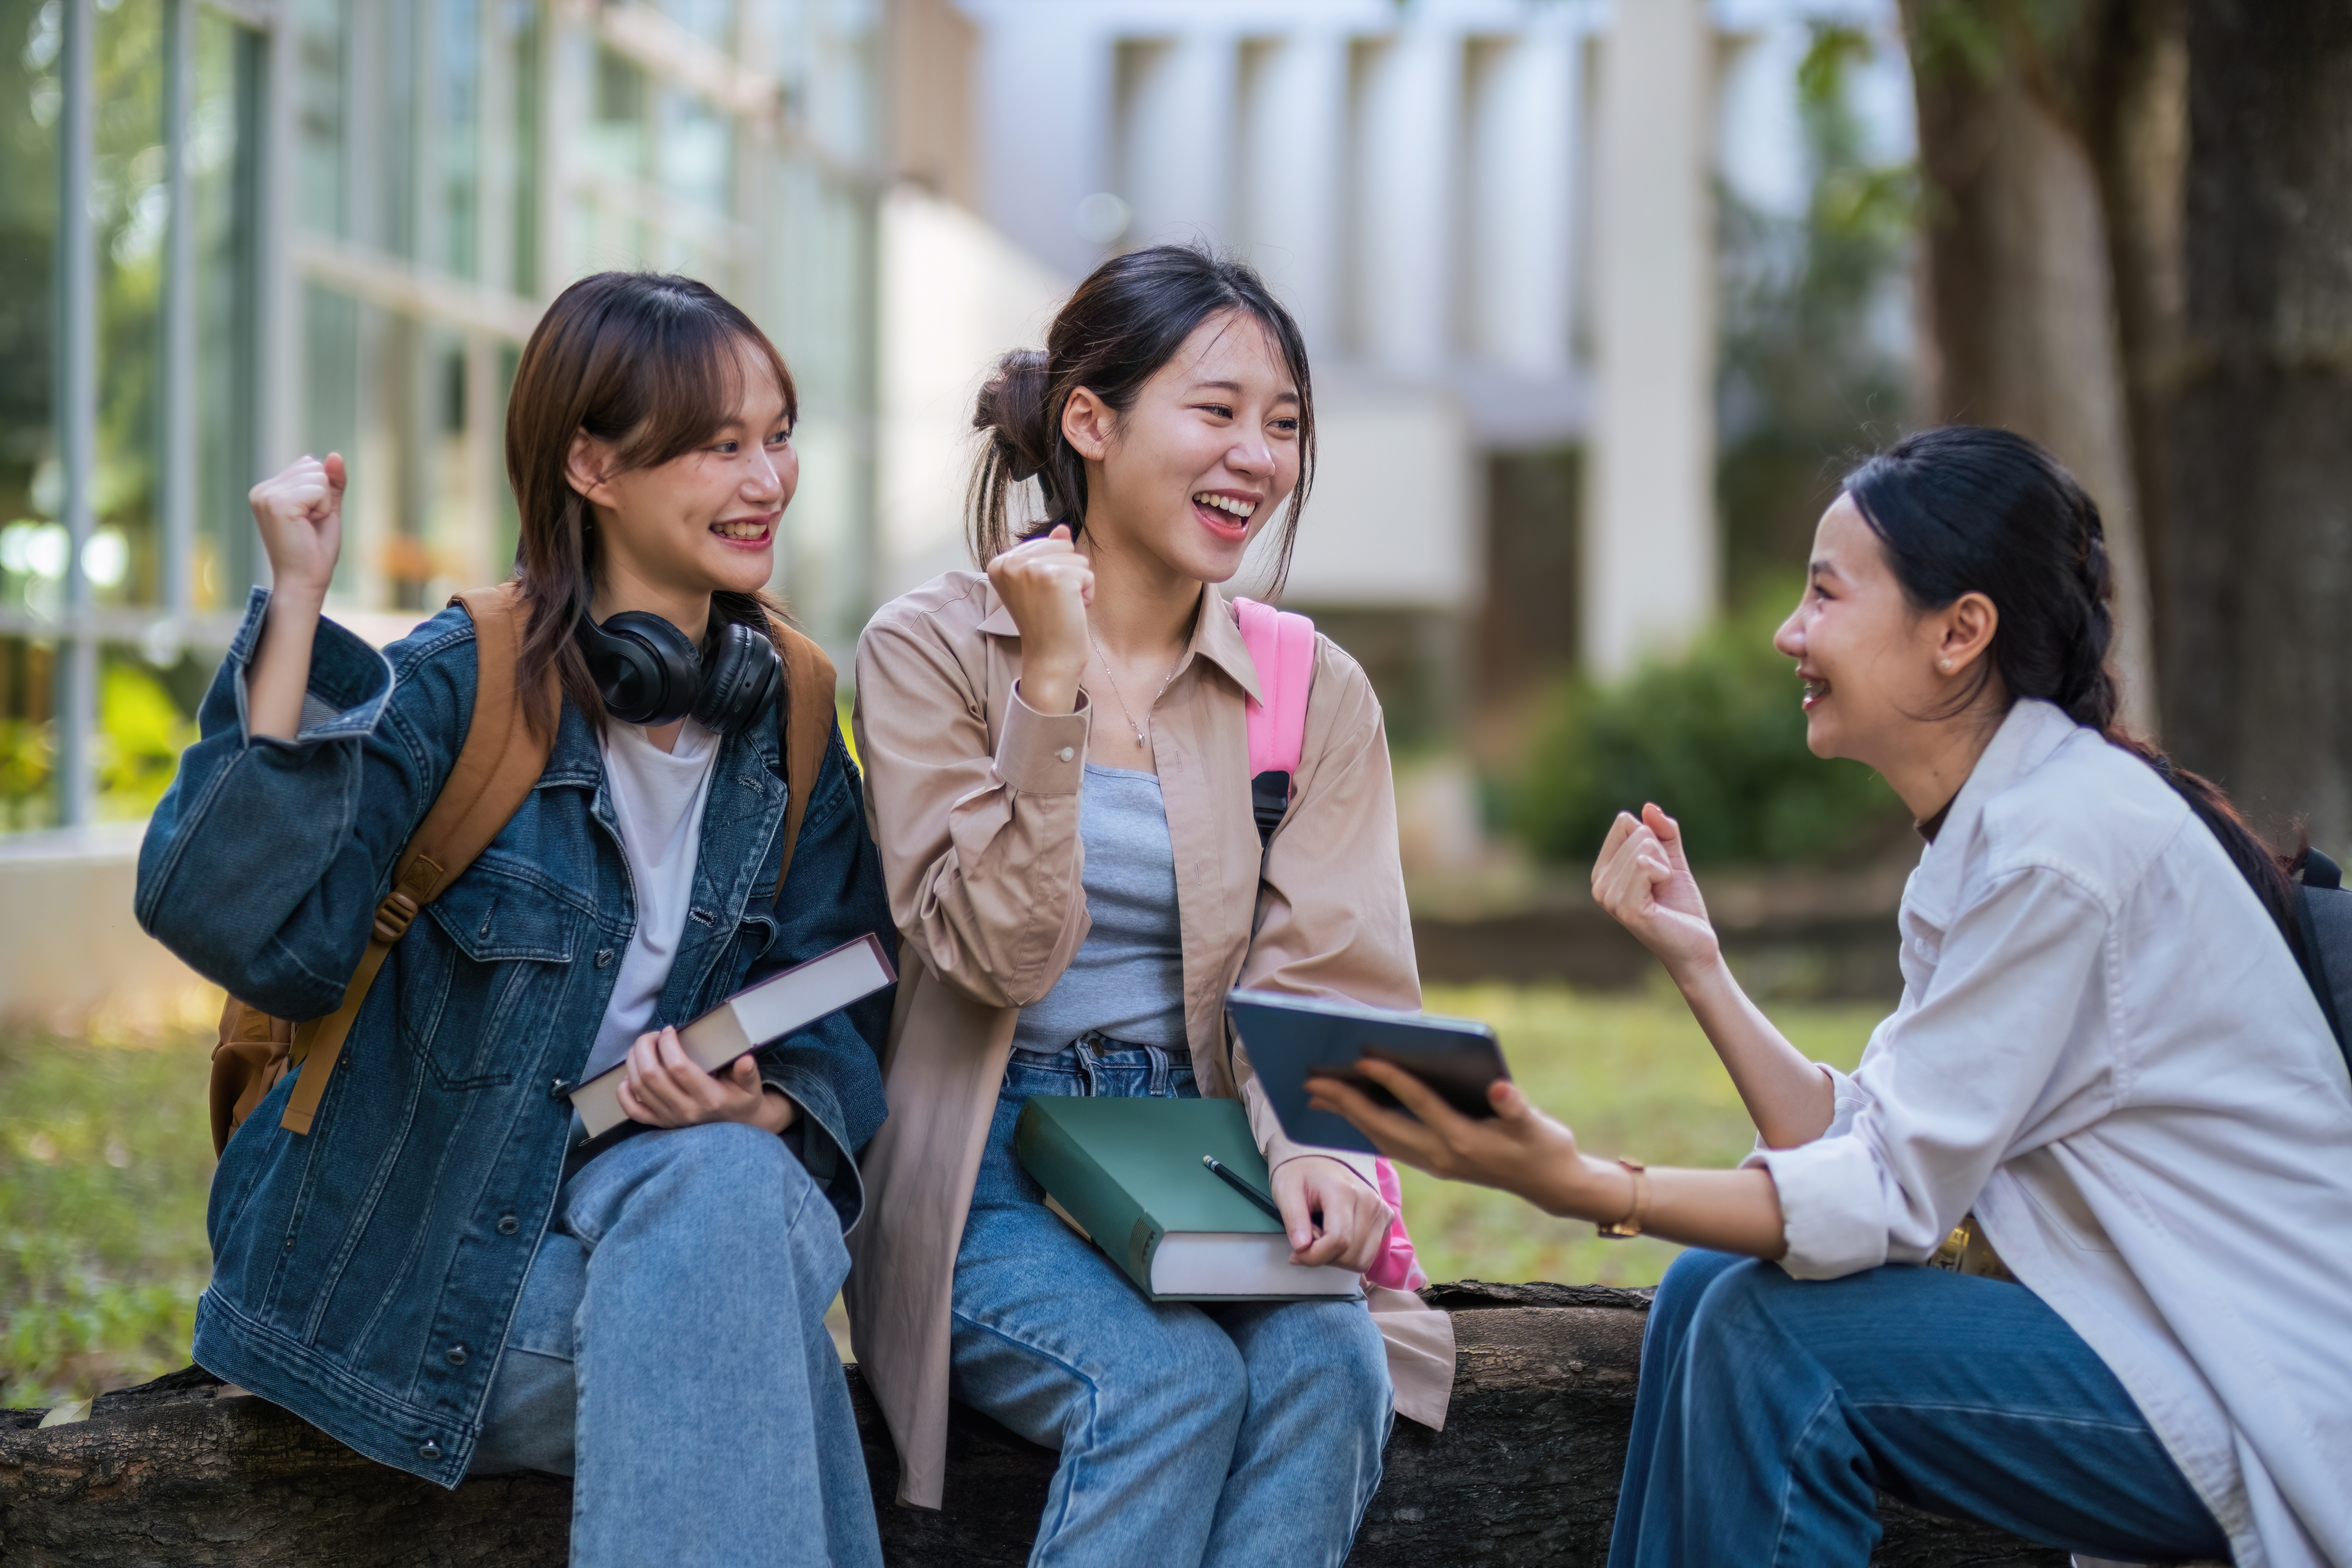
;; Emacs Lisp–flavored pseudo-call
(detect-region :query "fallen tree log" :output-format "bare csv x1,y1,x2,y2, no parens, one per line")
1,1283,2062,1566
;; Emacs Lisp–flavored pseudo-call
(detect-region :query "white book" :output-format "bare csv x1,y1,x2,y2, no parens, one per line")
568,934,896,1140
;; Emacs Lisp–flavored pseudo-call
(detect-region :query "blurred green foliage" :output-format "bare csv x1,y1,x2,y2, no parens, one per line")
0,655,194,830
1511,590,1905,867
0,1027,214,1408
95,658,195,815
1718,20,1916,593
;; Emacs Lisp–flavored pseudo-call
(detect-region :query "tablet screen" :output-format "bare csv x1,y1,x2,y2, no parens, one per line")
1226,992,1510,1154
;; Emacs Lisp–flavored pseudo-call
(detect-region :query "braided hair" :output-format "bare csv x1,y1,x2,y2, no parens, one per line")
1843,426,2300,945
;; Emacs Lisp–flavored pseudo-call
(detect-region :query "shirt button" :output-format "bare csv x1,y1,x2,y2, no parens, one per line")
595,948,614,966
418,1441,442,1461
1056,747,1074,763
445,1345,468,1367
496,1214,519,1236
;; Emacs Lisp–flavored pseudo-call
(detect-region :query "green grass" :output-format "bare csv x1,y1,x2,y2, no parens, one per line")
0,1023,217,1408
0,986,1883,1404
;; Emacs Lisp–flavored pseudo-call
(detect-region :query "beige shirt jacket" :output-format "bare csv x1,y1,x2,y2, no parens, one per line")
846,569,1458,1509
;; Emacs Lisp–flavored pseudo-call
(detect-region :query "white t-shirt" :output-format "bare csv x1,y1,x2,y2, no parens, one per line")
581,718,723,1083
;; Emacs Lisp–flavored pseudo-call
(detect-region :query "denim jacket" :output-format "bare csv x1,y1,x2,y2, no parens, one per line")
136,589,893,1487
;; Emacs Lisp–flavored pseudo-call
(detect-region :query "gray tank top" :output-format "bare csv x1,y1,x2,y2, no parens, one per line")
1011,764,1188,1054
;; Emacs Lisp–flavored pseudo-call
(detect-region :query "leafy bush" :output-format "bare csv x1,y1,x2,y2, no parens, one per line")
1511,593,1905,867
0,655,195,830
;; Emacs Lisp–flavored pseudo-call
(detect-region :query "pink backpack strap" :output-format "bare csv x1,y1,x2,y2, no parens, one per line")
1233,597,1316,845
1233,595,1425,1294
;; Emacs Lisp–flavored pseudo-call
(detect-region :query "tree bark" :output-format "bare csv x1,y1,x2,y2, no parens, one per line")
1900,0,2161,730
1,1287,2064,1566
2147,0,2352,844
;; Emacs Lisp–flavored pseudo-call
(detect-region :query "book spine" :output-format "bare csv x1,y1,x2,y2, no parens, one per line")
1012,1104,1162,1298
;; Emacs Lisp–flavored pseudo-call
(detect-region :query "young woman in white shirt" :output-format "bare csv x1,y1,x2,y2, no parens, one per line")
1310,425,2352,1567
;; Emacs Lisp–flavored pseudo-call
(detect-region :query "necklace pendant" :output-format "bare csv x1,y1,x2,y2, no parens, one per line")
1132,726,1147,747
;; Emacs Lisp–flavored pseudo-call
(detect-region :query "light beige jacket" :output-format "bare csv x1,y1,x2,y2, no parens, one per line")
846,569,1456,1509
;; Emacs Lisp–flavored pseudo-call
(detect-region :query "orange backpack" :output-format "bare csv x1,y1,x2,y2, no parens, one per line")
208,584,838,1156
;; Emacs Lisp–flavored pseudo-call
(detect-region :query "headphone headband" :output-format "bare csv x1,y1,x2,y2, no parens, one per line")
574,603,781,733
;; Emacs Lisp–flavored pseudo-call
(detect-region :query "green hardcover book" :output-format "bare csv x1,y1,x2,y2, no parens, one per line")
1013,1096,1364,1303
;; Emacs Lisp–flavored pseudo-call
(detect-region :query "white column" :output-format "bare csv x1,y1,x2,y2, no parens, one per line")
1121,32,1234,248
972,2,1112,279
1584,0,1715,677
1354,23,1458,374
1467,23,1577,378
1238,29,1347,355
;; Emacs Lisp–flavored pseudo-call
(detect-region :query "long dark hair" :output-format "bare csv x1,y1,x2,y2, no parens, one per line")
505,271,797,733
1843,425,2301,943
967,244,1315,593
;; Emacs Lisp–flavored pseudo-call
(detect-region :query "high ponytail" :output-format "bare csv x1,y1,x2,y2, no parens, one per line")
965,244,1316,591
1844,426,2303,948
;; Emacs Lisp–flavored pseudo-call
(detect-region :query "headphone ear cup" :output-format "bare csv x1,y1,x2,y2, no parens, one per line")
691,620,783,734
578,610,700,726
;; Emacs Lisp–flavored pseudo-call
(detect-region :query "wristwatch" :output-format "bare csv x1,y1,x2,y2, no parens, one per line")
1596,1158,1649,1239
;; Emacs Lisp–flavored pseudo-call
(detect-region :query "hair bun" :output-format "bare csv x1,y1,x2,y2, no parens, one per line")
972,348,1053,484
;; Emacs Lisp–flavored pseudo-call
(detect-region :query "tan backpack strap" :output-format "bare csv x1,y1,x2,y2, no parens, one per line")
281,583,559,1135
770,620,838,902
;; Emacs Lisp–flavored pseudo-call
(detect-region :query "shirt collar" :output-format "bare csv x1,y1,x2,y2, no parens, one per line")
974,576,1266,706
1907,697,2082,925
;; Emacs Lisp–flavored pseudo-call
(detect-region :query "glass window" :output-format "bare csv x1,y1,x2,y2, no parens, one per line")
296,0,345,239
1,0,59,607
435,0,482,280
194,12,263,608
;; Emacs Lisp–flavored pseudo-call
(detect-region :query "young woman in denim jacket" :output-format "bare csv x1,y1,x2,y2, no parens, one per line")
137,273,894,1567
1315,426,2352,1567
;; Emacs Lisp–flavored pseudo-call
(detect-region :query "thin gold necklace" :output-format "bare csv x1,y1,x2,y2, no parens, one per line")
1087,626,1182,749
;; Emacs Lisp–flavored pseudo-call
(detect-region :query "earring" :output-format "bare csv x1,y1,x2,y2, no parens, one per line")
1937,658,1952,673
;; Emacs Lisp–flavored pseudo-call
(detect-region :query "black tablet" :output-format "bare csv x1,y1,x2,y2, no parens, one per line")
1225,991,1510,1155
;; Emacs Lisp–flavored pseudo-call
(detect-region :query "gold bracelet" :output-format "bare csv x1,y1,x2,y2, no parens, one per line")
1596,1158,1649,1239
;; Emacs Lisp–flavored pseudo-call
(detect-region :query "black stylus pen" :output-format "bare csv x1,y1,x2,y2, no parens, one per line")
1202,1154,1284,1220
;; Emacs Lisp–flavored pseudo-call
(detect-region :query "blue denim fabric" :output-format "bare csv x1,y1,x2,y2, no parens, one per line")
467,1122,881,1568
136,589,895,1487
1609,1249,2231,1567
951,1039,1392,1568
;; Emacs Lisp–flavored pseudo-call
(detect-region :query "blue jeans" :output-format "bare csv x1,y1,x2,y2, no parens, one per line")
470,1122,882,1568
1609,1248,2231,1567
951,1038,1393,1568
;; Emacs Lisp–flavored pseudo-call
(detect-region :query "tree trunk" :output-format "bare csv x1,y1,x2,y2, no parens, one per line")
1900,0,2161,730
2147,0,2352,844
1,1286,2064,1566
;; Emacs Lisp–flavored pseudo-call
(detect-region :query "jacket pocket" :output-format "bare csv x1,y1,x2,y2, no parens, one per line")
401,866,579,1090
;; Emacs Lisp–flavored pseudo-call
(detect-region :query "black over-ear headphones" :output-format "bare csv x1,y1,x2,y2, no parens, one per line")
575,606,782,732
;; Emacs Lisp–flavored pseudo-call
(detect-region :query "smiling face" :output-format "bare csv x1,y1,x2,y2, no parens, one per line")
570,335,797,617
1069,309,1302,585
1773,493,1958,769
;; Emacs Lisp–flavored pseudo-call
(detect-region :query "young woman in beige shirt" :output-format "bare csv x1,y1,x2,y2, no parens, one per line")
846,245,1454,1564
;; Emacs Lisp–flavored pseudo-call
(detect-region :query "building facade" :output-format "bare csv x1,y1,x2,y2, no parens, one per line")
0,0,886,827
929,0,1721,742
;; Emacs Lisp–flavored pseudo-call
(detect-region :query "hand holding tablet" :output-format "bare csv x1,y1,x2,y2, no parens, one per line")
1223,991,1513,1154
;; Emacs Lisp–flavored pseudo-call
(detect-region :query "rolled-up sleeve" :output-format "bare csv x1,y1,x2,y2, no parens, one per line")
136,589,457,1020
1747,866,2112,1279
853,603,1094,1011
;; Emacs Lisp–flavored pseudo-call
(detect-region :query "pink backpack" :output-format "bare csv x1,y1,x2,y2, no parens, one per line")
1232,597,1428,1294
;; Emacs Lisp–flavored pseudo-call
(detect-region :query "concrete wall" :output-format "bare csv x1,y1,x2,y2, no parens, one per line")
0,823,214,1030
